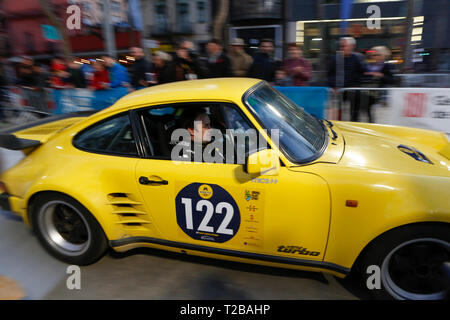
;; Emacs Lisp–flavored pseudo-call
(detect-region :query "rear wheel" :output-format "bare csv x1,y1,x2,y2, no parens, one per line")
361,224,450,300
31,193,108,265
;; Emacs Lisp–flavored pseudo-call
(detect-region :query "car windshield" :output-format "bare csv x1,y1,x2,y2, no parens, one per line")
245,83,327,163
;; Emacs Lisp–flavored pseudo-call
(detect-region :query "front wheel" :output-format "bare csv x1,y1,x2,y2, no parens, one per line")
360,224,450,300
31,193,108,265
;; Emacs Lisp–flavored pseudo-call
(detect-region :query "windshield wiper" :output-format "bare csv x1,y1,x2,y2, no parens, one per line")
322,119,338,140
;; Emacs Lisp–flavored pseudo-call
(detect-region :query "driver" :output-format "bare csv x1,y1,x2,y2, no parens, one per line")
175,107,224,163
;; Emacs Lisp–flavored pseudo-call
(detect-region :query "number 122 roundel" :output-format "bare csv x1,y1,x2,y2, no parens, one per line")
175,183,241,243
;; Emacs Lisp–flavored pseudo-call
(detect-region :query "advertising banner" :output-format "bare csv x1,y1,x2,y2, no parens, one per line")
275,86,329,119
386,88,450,134
51,87,130,114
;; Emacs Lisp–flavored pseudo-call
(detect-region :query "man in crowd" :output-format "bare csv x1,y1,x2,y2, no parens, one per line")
152,51,176,84
129,46,152,89
327,37,366,121
282,44,312,86
174,43,201,81
66,58,87,88
17,56,47,111
228,38,253,77
200,39,232,78
179,40,202,71
101,55,130,88
248,39,280,83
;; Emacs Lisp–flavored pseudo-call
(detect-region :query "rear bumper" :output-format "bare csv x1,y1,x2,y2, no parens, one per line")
0,193,25,222
0,192,11,211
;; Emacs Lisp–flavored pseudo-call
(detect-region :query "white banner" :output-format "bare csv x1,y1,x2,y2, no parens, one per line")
386,88,450,134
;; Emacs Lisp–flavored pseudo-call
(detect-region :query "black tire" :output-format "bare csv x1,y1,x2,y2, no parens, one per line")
360,223,450,300
30,193,108,265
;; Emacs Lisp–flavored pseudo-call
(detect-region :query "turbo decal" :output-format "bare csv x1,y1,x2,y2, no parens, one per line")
277,246,320,257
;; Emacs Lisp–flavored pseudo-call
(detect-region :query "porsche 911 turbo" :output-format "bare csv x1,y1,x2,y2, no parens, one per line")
0,78,449,300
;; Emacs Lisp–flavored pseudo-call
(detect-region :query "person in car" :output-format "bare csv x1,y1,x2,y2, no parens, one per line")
172,107,224,163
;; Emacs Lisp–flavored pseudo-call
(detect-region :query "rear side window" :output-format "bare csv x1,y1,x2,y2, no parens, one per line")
74,113,138,156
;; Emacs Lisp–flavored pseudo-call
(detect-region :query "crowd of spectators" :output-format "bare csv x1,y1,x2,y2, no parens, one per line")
0,37,395,122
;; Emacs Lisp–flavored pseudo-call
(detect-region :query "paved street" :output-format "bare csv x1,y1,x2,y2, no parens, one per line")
0,206,369,300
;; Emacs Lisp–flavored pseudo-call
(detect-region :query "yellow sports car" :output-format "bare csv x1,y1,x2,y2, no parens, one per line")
0,78,449,300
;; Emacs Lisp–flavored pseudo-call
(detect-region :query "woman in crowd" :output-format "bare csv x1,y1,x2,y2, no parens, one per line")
152,51,176,85
362,46,395,123
175,44,201,81
50,58,71,89
89,60,110,90
364,46,394,87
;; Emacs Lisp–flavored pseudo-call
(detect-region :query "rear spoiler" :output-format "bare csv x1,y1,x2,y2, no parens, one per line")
0,111,97,151
0,111,96,135
0,134,41,150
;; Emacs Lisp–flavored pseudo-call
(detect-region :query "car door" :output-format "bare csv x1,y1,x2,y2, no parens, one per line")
133,102,331,262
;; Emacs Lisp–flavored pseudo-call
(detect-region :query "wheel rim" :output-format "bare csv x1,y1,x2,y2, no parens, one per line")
381,238,450,300
38,201,91,256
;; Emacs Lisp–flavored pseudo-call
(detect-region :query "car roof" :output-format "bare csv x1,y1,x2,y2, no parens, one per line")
106,78,263,113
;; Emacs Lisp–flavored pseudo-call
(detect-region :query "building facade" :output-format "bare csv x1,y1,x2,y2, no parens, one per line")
285,0,450,72
71,0,129,27
228,0,284,60
140,0,212,53
1,0,142,59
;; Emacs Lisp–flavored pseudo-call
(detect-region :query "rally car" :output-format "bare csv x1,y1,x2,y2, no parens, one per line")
0,78,449,300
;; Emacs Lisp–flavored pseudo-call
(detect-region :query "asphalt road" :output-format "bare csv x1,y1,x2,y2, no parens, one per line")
0,206,371,300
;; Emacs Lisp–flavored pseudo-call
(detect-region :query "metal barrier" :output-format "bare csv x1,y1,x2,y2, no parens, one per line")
0,86,51,129
2,85,449,135
0,106,50,127
336,87,390,123
395,74,450,88
336,87,450,134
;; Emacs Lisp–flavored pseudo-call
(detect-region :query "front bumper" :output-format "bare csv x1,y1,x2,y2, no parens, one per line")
0,192,11,211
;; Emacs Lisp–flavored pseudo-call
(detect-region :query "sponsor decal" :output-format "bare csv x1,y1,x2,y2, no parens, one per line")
251,178,278,184
176,183,240,243
198,184,213,199
245,190,260,201
277,245,320,257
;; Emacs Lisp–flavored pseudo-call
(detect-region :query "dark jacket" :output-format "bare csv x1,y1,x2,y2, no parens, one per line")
327,52,366,88
156,61,177,84
175,56,200,81
248,52,280,83
17,66,38,87
67,68,87,88
131,57,152,88
199,52,232,78
363,62,395,87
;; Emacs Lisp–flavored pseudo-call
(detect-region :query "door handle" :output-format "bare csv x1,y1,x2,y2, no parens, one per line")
139,176,168,185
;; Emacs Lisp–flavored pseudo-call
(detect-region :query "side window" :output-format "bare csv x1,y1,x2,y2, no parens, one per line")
139,103,260,164
74,113,138,156
221,105,261,158
139,106,178,159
